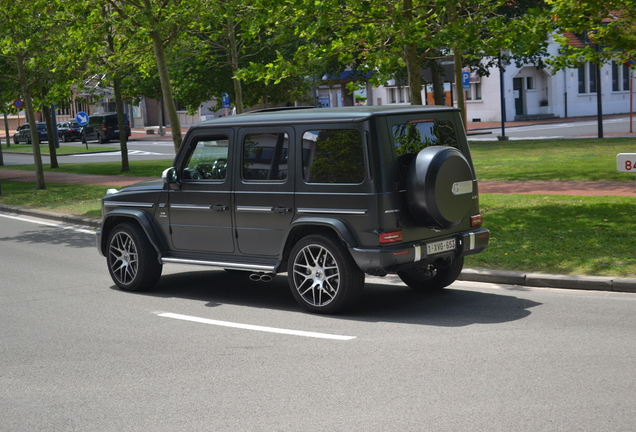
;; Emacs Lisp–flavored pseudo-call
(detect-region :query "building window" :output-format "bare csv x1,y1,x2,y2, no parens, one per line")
387,86,409,104
612,61,631,92
578,63,599,94
465,83,482,101
526,77,535,90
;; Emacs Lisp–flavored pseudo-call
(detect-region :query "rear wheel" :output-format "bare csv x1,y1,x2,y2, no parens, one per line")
288,234,364,314
398,257,464,292
107,222,162,292
97,133,106,144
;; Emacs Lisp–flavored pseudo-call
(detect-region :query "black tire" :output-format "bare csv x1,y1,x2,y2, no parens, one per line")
61,134,68,143
26,135,32,145
406,146,474,229
13,136,19,144
81,135,87,144
398,256,464,292
107,222,162,292
97,133,106,144
288,234,364,314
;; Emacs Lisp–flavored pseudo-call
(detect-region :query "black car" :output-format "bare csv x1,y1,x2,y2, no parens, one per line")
57,121,82,142
13,123,48,144
97,106,489,314
81,112,131,143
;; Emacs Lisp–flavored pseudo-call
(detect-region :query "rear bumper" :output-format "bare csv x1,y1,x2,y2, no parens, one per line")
349,227,490,275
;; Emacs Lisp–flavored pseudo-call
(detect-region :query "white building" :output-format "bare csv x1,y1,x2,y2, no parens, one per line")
359,36,634,123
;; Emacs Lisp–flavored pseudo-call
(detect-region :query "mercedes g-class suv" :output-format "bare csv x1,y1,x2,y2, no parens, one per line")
97,106,489,313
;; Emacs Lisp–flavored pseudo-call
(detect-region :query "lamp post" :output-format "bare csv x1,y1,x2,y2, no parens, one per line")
498,51,510,141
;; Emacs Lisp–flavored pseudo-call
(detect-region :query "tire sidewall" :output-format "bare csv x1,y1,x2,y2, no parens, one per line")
287,234,364,314
107,222,161,292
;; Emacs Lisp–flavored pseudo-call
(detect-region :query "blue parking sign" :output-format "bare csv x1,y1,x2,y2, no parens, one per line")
462,71,470,91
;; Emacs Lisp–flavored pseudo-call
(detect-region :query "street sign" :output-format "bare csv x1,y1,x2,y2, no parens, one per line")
13,99,22,108
462,71,470,91
616,153,636,172
76,111,89,126
222,92,231,108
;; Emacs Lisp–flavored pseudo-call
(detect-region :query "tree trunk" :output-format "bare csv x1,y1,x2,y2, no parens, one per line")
431,58,447,106
42,105,59,169
16,53,45,190
113,77,130,172
227,17,244,114
454,49,467,132
150,30,182,152
402,0,422,105
107,29,130,172
3,112,9,148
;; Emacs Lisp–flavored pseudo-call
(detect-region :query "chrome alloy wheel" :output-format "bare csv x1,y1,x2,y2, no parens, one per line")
292,244,340,307
108,231,139,286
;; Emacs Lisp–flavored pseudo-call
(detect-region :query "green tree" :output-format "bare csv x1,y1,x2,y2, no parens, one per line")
0,0,61,189
104,0,202,152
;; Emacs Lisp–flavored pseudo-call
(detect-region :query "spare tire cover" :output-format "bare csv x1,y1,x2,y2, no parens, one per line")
406,146,474,229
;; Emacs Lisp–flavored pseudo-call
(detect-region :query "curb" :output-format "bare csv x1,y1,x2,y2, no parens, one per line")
0,204,101,229
2,204,636,294
458,268,636,294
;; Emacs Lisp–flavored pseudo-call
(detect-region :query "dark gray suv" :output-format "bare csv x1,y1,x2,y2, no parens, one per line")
97,106,489,313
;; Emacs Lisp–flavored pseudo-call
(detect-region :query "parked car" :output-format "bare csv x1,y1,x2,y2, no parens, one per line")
13,122,48,144
57,121,82,142
96,106,490,314
81,112,131,143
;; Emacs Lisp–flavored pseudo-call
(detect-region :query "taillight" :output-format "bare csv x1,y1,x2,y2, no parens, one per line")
470,214,483,227
103,125,108,131
379,231,403,244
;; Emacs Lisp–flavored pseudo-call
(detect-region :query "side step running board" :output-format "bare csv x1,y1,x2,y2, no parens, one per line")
161,257,277,273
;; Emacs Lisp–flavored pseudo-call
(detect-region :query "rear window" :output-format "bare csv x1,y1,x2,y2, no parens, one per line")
392,119,458,155
302,129,365,184
36,125,47,131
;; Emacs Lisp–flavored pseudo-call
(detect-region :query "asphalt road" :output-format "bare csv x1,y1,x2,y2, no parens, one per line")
469,116,634,140
1,139,177,166
2,211,636,431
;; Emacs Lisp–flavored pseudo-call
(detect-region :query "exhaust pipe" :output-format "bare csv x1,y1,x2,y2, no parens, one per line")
249,273,273,282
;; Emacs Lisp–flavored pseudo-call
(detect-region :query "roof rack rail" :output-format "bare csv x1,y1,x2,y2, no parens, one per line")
248,106,315,113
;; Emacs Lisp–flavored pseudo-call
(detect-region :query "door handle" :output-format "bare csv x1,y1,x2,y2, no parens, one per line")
212,205,229,212
275,206,291,214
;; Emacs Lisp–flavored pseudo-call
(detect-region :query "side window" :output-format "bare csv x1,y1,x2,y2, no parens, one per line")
182,137,229,180
392,119,458,156
242,132,288,181
302,129,365,184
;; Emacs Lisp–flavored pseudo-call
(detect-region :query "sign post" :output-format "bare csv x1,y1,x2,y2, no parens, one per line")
616,153,636,198
13,99,22,127
222,92,230,116
76,111,89,149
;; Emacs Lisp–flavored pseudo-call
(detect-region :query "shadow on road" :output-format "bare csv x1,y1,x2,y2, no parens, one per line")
124,269,541,327
0,227,96,249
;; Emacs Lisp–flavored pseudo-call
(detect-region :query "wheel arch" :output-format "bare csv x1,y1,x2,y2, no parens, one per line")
278,217,359,270
99,209,165,257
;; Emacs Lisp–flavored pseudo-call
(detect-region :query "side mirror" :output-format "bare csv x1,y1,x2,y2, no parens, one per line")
162,167,180,190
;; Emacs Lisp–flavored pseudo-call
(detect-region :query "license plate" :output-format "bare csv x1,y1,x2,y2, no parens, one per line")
427,238,456,255
114,130,119,133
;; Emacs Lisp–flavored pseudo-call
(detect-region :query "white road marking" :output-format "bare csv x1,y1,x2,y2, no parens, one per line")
0,212,96,234
71,150,167,157
156,312,357,340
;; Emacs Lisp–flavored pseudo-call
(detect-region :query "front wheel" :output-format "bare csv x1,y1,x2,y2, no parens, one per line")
398,256,464,292
107,222,162,292
288,234,364,314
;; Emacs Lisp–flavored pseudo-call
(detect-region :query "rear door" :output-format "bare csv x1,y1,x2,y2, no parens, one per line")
233,127,294,257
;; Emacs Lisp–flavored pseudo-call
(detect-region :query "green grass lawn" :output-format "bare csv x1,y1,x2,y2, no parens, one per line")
1,137,636,277
469,137,636,182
